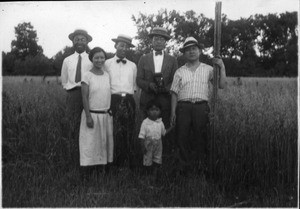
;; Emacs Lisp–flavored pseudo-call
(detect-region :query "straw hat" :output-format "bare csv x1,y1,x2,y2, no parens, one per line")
179,37,204,53
68,29,92,42
112,34,135,47
148,27,171,41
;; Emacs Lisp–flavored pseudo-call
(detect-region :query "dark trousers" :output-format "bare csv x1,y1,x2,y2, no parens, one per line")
175,101,210,172
110,94,136,169
64,87,83,168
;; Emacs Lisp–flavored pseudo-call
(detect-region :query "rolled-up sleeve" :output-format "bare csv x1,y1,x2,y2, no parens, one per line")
170,71,181,95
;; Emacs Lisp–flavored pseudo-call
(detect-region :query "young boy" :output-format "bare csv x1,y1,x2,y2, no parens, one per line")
138,99,173,182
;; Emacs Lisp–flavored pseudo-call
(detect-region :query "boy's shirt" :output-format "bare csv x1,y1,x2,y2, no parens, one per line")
138,118,166,140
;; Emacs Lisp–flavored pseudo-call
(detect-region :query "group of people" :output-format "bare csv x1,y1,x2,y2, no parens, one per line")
61,27,226,182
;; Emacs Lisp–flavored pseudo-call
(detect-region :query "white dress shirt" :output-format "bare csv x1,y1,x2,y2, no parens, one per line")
153,50,164,73
104,55,137,94
61,51,93,90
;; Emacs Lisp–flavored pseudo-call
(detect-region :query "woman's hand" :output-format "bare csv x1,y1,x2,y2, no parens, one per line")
86,115,94,128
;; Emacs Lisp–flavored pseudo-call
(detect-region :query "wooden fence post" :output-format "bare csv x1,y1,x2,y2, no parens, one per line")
210,1,222,179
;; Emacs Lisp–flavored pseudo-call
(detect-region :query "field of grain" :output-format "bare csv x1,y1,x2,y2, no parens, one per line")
1,76,298,207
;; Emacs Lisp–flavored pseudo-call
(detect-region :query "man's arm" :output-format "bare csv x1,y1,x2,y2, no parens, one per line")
136,56,149,90
165,56,178,92
170,69,181,126
132,64,138,94
170,91,178,127
212,57,227,89
136,55,157,93
219,63,226,89
61,60,68,89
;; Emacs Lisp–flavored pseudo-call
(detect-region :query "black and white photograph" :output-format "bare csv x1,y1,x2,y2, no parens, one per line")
0,0,298,207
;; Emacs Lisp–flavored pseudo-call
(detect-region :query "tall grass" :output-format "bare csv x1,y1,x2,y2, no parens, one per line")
1,76,298,207
214,78,297,190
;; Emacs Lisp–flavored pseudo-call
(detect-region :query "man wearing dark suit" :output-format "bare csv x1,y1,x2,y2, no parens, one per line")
137,27,178,154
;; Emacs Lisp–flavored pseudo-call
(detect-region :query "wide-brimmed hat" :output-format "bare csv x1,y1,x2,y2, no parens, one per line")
112,34,135,47
179,37,204,53
148,27,171,41
68,29,93,42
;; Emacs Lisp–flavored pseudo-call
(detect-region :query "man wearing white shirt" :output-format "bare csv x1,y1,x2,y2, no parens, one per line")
60,29,93,167
105,34,137,170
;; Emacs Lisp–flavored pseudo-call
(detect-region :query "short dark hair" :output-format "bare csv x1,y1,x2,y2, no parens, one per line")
88,47,107,62
146,99,162,111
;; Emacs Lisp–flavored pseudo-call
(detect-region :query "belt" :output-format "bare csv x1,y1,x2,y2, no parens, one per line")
90,109,112,116
112,93,133,98
67,86,81,92
178,100,207,105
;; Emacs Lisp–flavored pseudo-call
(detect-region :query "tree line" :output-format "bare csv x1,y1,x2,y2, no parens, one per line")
2,10,297,77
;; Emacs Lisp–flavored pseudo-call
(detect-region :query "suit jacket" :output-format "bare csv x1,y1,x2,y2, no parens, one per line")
137,52,178,108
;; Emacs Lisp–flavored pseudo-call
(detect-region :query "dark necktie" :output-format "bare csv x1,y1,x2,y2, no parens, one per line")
117,58,127,64
75,55,81,83
155,51,162,56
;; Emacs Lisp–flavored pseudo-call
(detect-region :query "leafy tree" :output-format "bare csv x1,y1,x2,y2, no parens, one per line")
132,9,215,56
2,52,16,75
218,16,259,60
2,22,55,75
11,22,43,60
13,54,53,75
132,9,174,54
132,9,297,77
254,12,297,71
173,11,214,49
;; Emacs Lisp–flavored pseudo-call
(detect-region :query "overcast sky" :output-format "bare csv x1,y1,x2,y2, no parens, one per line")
0,0,298,58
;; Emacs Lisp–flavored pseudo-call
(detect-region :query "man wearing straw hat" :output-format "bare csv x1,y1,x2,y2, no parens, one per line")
170,37,226,177
137,27,178,154
105,34,137,170
61,29,93,168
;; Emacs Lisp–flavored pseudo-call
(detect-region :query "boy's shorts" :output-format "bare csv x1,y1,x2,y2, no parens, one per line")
143,138,162,166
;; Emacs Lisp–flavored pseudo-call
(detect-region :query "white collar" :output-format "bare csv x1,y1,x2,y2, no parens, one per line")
114,55,127,61
74,51,87,56
146,117,162,124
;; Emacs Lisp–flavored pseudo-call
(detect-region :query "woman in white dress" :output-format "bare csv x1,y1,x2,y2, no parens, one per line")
79,47,113,180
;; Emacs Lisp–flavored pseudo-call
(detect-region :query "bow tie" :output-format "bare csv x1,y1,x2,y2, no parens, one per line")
117,58,127,64
155,51,162,56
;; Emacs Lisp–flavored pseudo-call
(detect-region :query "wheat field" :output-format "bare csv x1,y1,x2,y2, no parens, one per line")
1,76,298,207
